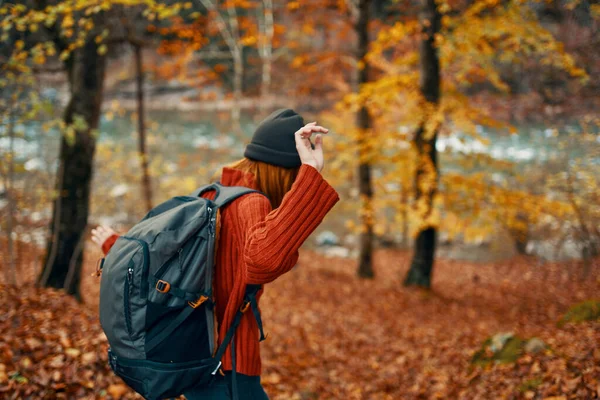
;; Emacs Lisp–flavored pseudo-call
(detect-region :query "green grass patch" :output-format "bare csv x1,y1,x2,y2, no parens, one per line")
518,377,542,392
558,300,600,327
471,335,525,366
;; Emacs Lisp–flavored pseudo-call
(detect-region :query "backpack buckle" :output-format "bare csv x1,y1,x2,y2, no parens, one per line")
240,301,251,313
155,280,171,293
188,295,209,309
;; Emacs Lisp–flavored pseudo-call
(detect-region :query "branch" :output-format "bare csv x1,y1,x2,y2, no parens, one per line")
345,0,360,25
273,46,289,60
258,0,274,59
194,0,239,55
226,0,240,44
196,50,233,59
32,65,64,74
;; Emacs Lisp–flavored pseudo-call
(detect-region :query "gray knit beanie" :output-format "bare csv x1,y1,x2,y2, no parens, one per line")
244,109,305,168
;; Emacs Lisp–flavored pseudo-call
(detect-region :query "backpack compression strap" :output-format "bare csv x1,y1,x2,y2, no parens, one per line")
212,284,265,400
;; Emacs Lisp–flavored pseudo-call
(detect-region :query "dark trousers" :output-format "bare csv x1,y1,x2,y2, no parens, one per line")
184,372,269,400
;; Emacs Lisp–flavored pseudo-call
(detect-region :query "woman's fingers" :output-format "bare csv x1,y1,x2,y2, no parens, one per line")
314,134,324,169
99,225,116,236
295,122,328,172
295,130,312,155
297,123,328,139
91,225,116,248
295,126,316,167
302,126,328,136
314,133,323,151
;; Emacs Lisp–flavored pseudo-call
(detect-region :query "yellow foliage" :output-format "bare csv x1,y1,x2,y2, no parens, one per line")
325,0,592,244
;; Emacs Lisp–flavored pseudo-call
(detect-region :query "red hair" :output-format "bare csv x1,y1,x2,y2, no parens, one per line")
225,158,299,209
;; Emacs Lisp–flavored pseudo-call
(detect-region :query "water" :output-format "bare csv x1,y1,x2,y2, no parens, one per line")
2,110,598,261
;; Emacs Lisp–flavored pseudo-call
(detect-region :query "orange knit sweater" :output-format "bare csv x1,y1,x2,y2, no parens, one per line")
102,164,339,376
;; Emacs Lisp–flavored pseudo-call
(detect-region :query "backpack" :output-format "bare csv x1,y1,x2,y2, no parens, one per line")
98,183,267,400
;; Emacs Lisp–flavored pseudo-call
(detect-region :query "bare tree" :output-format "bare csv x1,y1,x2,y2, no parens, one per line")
133,43,153,212
195,0,245,132
257,0,274,113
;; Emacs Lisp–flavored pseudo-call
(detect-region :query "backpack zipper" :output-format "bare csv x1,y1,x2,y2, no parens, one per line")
124,266,134,338
121,236,150,298
207,206,216,237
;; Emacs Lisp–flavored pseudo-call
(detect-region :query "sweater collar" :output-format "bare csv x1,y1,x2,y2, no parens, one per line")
219,167,260,190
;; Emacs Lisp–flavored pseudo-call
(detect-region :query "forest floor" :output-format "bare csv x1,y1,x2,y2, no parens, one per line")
1,245,599,400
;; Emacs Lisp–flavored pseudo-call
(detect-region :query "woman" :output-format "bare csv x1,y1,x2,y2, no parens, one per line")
92,109,339,399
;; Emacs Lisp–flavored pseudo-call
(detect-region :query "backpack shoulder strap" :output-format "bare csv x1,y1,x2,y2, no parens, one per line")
191,183,266,209
190,184,213,198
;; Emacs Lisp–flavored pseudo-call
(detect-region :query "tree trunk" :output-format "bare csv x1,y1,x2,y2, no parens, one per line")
400,187,409,248
260,0,274,113
566,170,596,277
404,0,441,289
38,39,107,299
134,44,153,212
356,0,374,278
232,49,243,133
509,214,529,255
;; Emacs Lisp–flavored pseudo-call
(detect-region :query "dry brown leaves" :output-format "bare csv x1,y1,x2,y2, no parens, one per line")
0,284,136,399
1,249,599,399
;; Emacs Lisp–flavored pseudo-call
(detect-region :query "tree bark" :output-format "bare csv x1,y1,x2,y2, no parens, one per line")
259,0,274,113
508,213,529,255
227,3,243,133
356,0,374,278
134,44,153,212
404,0,441,289
196,0,243,133
232,49,243,132
400,187,409,248
38,39,107,299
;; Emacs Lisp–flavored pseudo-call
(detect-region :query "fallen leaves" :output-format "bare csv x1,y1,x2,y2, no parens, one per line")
1,249,599,399
257,250,600,399
0,284,134,398
107,383,130,398
0,364,7,384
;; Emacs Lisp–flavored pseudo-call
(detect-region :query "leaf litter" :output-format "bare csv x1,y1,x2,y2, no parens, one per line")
1,249,598,399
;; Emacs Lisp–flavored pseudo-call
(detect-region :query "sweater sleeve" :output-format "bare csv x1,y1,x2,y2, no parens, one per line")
102,234,120,255
237,164,340,285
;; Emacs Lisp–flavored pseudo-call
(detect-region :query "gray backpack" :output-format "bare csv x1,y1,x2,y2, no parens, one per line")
98,183,266,400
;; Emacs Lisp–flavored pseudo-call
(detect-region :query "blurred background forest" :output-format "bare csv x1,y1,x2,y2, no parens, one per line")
0,0,599,399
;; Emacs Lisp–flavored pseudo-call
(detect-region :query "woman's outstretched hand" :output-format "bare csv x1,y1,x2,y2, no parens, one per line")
91,225,117,249
295,122,329,173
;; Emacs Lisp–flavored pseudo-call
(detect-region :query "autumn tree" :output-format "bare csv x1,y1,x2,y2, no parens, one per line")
336,0,590,288
355,0,376,278
403,0,441,287
37,11,108,298
191,0,250,131
284,0,383,276
1,0,183,297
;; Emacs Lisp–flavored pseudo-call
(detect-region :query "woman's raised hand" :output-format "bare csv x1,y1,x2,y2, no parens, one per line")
294,122,329,173
91,225,117,249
